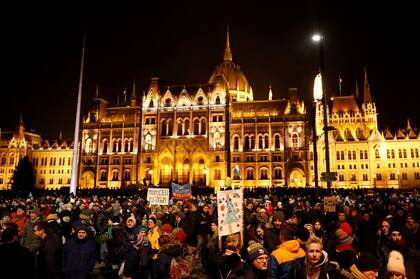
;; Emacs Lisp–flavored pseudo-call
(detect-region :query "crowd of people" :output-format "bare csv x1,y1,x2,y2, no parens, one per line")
0,187,420,279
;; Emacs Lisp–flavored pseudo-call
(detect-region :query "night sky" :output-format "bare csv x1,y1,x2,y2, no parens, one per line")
1,1,418,139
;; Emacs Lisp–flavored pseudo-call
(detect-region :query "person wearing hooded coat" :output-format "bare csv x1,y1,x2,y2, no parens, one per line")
62,224,97,279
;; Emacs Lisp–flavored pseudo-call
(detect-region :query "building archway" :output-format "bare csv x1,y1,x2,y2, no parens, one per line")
81,171,95,189
288,168,306,187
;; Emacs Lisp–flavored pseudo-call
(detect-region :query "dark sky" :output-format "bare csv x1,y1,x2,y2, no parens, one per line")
1,1,418,139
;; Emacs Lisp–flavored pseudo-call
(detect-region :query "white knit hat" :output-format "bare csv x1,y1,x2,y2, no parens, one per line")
387,250,405,277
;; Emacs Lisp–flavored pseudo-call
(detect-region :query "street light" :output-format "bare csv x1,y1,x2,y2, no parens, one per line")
312,33,332,189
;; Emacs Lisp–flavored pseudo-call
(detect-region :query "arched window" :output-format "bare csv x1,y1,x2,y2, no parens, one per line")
200,119,206,135
149,100,154,107
124,170,131,181
100,170,107,181
215,96,221,105
291,133,298,148
184,119,190,136
103,140,108,154
375,149,380,159
348,151,352,160
364,150,368,159
167,119,173,136
258,136,263,149
264,135,269,149
246,168,254,180
117,140,122,152
193,119,200,135
1,154,6,166
260,169,268,179
214,169,221,180
341,151,345,160
274,168,282,179
124,140,129,152
391,149,395,158
112,140,117,153
130,140,134,152
337,151,340,160
177,119,182,136
352,151,356,159
234,136,239,150
275,135,280,149
398,149,402,158
112,170,119,181
250,136,255,149
244,135,250,150
10,154,15,165
161,119,167,136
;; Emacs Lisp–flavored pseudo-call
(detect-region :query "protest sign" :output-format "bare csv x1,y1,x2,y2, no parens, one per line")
147,188,170,205
171,182,192,200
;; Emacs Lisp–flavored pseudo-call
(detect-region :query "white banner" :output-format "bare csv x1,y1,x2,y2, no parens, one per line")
217,188,244,236
147,188,170,205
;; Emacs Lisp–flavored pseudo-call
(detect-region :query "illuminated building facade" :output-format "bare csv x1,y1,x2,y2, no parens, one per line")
79,30,310,189
313,70,420,188
0,119,73,190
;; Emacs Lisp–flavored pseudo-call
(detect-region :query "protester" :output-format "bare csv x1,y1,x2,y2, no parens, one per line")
62,224,97,279
268,225,305,279
0,225,35,279
247,240,269,278
34,220,62,279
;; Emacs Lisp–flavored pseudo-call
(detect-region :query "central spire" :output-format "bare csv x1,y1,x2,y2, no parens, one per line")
223,25,232,63
364,66,372,103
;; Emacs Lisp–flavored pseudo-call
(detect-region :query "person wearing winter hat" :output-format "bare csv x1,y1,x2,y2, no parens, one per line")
335,228,356,252
247,240,268,278
160,223,173,236
265,210,285,253
63,223,97,279
172,227,187,243
387,250,406,279
353,253,379,278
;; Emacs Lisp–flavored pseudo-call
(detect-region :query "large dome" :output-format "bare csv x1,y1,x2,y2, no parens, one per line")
208,29,253,102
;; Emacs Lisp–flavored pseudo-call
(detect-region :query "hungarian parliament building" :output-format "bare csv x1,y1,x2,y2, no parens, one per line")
1,31,420,190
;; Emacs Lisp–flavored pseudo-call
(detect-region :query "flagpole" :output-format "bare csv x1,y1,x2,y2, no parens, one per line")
70,30,87,195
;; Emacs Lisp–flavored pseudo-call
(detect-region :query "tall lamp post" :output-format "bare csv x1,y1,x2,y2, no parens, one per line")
313,74,323,188
312,33,332,189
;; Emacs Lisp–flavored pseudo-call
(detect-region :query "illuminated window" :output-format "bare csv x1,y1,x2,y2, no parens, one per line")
214,169,221,180
291,133,299,148
246,169,254,180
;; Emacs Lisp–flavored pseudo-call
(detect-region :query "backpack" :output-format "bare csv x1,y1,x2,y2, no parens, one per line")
169,256,192,279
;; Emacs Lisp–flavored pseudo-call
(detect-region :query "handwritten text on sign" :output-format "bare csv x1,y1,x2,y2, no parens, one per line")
147,188,170,205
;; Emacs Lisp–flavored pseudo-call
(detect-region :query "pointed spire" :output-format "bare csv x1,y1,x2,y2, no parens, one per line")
338,76,342,96
131,80,136,100
407,118,412,130
223,25,233,63
130,81,137,107
95,84,99,98
59,130,63,140
355,80,359,99
364,66,372,103
19,112,24,127
268,84,273,100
